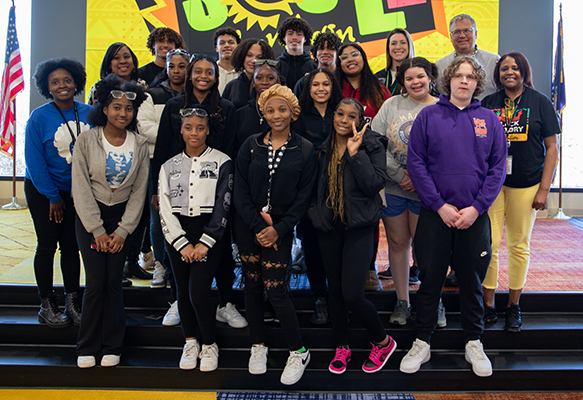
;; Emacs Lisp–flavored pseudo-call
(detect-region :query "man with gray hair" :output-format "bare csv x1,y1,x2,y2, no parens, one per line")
435,14,499,99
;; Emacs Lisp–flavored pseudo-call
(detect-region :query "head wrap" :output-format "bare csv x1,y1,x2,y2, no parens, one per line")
257,84,301,121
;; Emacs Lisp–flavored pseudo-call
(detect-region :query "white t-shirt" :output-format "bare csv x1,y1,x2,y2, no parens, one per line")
102,130,135,189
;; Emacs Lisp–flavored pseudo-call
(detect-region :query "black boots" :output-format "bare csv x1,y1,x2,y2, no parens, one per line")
64,291,82,326
38,293,70,328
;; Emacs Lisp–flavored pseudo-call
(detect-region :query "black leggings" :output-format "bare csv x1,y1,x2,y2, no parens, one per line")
233,212,303,351
165,214,222,345
24,178,80,298
318,220,386,346
76,201,135,357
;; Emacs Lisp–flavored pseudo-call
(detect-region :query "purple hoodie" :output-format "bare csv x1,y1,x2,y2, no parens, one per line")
407,94,507,214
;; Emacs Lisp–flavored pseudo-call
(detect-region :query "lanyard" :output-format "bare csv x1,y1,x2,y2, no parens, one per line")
262,132,291,214
51,102,80,144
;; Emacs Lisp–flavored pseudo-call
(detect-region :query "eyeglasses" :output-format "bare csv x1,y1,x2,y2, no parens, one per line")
339,51,361,61
167,49,190,58
181,108,209,118
109,90,137,100
190,53,217,63
254,59,278,67
451,28,475,38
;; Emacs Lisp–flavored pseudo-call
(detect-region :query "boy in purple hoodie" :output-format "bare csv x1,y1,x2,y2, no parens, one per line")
400,56,507,378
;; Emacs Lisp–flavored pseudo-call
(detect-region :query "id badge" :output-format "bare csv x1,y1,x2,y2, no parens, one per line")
506,155,513,175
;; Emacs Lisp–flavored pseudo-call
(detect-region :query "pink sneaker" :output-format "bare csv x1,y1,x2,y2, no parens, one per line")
328,346,351,374
362,336,397,373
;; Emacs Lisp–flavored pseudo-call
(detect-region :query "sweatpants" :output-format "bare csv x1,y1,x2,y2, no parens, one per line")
414,207,492,344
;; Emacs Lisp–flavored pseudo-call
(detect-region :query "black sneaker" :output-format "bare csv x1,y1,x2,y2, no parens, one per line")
505,304,522,333
444,270,458,287
378,269,392,279
310,297,329,325
484,306,498,325
409,265,421,285
123,261,153,280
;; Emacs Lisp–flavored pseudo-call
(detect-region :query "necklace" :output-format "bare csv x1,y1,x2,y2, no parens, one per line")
262,131,291,213
503,88,525,147
255,100,264,125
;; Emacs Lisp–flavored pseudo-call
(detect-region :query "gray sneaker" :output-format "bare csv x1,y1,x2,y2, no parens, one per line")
437,301,447,328
389,299,411,325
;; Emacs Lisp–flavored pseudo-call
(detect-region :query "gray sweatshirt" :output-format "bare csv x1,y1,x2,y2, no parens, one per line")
371,94,437,201
72,127,150,239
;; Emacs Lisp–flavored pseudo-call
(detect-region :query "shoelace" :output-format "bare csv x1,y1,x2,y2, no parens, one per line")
369,343,383,360
200,346,215,360
287,352,303,367
468,343,487,360
408,341,427,358
184,343,197,357
332,347,350,362
251,346,266,361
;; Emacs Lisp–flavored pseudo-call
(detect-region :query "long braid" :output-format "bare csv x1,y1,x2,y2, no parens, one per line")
326,132,345,223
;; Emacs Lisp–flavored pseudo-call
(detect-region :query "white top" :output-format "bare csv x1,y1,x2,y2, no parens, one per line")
102,130,135,189
218,64,240,95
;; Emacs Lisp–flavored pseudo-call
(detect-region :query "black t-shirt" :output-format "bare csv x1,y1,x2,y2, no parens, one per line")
482,87,560,188
137,62,165,86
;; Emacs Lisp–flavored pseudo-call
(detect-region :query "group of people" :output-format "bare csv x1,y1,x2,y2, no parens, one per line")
24,12,560,386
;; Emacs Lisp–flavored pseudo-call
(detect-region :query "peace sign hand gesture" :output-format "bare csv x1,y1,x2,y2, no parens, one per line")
347,121,368,157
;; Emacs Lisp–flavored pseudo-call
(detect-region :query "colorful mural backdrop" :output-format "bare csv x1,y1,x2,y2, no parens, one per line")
86,0,499,92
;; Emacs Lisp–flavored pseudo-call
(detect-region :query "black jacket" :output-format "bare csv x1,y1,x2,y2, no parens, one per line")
293,104,334,149
147,80,180,104
235,98,270,155
308,128,388,232
223,73,254,110
151,92,236,186
277,51,317,91
234,129,317,239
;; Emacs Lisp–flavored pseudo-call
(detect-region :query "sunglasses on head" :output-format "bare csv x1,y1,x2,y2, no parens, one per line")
181,108,209,118
190,53,217,63
254,59,278,67
167,49,190,58
109,90,137,101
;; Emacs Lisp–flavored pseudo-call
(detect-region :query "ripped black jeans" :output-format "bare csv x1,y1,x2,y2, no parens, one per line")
233,212,304,351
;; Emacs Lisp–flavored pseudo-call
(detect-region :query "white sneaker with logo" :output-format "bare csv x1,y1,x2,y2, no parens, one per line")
199,343,219,372
150,261,166,289
162,301,180,326
139,250,154,271
248,344,268,375
179,339,200,370
400,338,431,374
280,349,310,385
216,302,248,328
465,339,492,377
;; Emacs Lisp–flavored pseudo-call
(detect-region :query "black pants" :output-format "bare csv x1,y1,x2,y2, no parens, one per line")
299,215,328,300
166,214,222,345
414,207,492,344
127,195,151,263
214,220,236,307
233,212,303,351
24,178,80,298
76,201,135,357
318,220,386,346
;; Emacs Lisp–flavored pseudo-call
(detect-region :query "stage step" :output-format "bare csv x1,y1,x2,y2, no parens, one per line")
1,284,583,392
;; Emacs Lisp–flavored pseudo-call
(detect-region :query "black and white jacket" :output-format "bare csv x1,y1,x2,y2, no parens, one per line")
159,147,233,251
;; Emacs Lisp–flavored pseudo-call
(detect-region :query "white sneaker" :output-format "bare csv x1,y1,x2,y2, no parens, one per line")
400,338,431,374
280,349,310,385
248,344,268,375
216,302,248,328
199,343,219,372
150,261,166,289
162,301,180,326
179,339,200,370
77,355,95,368
437,301,447,328
101,354,120,367
139,250,154,271
465,339,492,377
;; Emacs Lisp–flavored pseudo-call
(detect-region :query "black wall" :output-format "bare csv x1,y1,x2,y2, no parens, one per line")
29,0,555,110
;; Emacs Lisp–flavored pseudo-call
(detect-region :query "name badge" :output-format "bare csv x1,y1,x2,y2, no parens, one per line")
506,155,513,175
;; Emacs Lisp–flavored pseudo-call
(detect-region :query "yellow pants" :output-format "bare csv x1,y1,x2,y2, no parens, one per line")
483,184,539,290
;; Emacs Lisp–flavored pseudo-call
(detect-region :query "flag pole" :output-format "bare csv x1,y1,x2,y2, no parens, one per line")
2,2,25,210
2,99,25,210
551,3,569,220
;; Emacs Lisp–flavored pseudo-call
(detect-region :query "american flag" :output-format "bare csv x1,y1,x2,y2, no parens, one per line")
0,6,25,158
